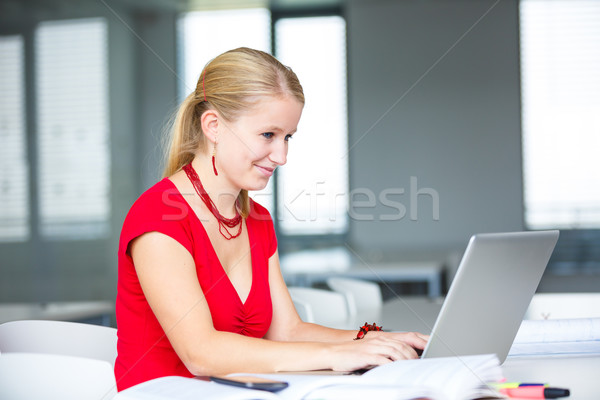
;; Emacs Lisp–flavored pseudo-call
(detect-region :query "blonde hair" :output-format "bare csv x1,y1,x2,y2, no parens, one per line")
162,47,304,217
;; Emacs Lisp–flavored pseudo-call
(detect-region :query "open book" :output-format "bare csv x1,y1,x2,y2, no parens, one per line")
114,354,503,400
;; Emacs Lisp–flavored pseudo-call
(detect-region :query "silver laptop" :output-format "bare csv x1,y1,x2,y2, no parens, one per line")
421,230,559,363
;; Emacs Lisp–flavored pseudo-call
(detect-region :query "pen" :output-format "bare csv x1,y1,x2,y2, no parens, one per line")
500,386,570,399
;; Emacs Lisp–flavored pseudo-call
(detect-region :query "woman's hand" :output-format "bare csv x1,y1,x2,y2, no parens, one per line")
375,331,430,353
327,331,429,372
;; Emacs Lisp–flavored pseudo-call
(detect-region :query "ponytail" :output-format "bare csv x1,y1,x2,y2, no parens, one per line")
162,93,206,178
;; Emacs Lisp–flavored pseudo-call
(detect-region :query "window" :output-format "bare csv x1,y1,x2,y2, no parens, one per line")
177,8,273,212
177,8,271,98
178,9,349,238
520,0,600,229
274,15,348,235
0,35,29,242
35,18,110,239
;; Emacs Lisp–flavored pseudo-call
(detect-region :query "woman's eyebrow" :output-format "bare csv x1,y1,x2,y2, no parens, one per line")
261,126,297,135
260,125,282,132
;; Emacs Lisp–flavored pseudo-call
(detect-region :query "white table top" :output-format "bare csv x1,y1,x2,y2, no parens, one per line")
502,354,599,400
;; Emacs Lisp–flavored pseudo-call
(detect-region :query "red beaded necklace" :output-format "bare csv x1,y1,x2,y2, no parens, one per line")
183,163,243,240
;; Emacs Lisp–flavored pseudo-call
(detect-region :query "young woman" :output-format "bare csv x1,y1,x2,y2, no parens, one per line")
114,47,428,391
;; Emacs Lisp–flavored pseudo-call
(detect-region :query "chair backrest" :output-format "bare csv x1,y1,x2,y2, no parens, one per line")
288,287,350,328
0,320,118,366
291,299,315,323
0,352,116,400
326,277,383,317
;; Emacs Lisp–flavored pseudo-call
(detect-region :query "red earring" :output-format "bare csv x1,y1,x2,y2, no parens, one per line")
212,142,218,176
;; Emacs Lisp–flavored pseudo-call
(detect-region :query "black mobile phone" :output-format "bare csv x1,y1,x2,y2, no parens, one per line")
210,375,289,392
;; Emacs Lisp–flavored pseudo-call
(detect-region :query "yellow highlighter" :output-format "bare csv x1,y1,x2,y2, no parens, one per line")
492,382,548,389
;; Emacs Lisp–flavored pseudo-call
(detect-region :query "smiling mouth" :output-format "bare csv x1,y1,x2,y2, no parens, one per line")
255,165,275,177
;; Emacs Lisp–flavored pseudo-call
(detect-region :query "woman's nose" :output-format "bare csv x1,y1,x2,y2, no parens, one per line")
269,141,288,166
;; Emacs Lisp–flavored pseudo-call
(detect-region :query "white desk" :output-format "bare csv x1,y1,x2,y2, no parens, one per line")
502,355,598,400
0,301,114,326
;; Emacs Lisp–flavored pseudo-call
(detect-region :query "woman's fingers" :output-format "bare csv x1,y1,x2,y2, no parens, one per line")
389,331,429,350
362,335,419,360
330,331,429,371
380,343,418,361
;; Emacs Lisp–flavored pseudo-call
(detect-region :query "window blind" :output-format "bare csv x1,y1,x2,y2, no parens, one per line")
520,0,600,229
0,35,29,242
35,18,110,239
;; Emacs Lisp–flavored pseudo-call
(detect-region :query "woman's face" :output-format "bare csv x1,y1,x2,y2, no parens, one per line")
216,95,304,191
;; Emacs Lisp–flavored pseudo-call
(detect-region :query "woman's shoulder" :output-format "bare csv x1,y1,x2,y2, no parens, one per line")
134,177,179,203
118,177,195,261
125,178,188,222
140,177,177,196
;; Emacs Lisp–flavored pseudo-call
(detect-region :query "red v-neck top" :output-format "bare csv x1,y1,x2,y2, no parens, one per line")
114,178,277,391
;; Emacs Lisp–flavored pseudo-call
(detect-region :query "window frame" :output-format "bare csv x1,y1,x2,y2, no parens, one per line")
35,17,111,240
0,17,111,244
0,24,39,246
518,0,600,274
519,0,600,231
0,33,30,242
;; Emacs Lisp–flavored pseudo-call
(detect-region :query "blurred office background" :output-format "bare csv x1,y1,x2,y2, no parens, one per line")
0,0,599,312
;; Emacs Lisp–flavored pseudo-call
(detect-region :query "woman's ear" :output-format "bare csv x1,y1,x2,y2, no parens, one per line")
200,109,219,144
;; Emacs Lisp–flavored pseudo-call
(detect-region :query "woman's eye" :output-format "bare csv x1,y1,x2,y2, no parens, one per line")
285,134,293,142
262,132,274,139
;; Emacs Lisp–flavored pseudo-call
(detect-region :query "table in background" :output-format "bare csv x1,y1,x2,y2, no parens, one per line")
280,247,444,298
0,301,114,326
285,262,444,298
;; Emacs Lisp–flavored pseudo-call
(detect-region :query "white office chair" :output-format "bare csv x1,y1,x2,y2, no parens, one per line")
0,352,116,400
0,319,118,366
288,287,350,328
291,298,314,323
326,277,383,317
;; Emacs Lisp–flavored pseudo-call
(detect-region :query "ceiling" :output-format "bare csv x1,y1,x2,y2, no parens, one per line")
0,0,345,19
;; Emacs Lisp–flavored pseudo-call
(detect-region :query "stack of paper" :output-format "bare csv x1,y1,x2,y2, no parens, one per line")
509,318,600,356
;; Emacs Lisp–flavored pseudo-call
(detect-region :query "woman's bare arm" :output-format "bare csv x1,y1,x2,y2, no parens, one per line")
131,232,427,376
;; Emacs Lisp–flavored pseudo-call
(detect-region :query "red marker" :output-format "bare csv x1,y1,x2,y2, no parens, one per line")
500,386,570,399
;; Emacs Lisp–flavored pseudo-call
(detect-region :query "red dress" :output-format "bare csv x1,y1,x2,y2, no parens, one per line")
114,178,276,391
